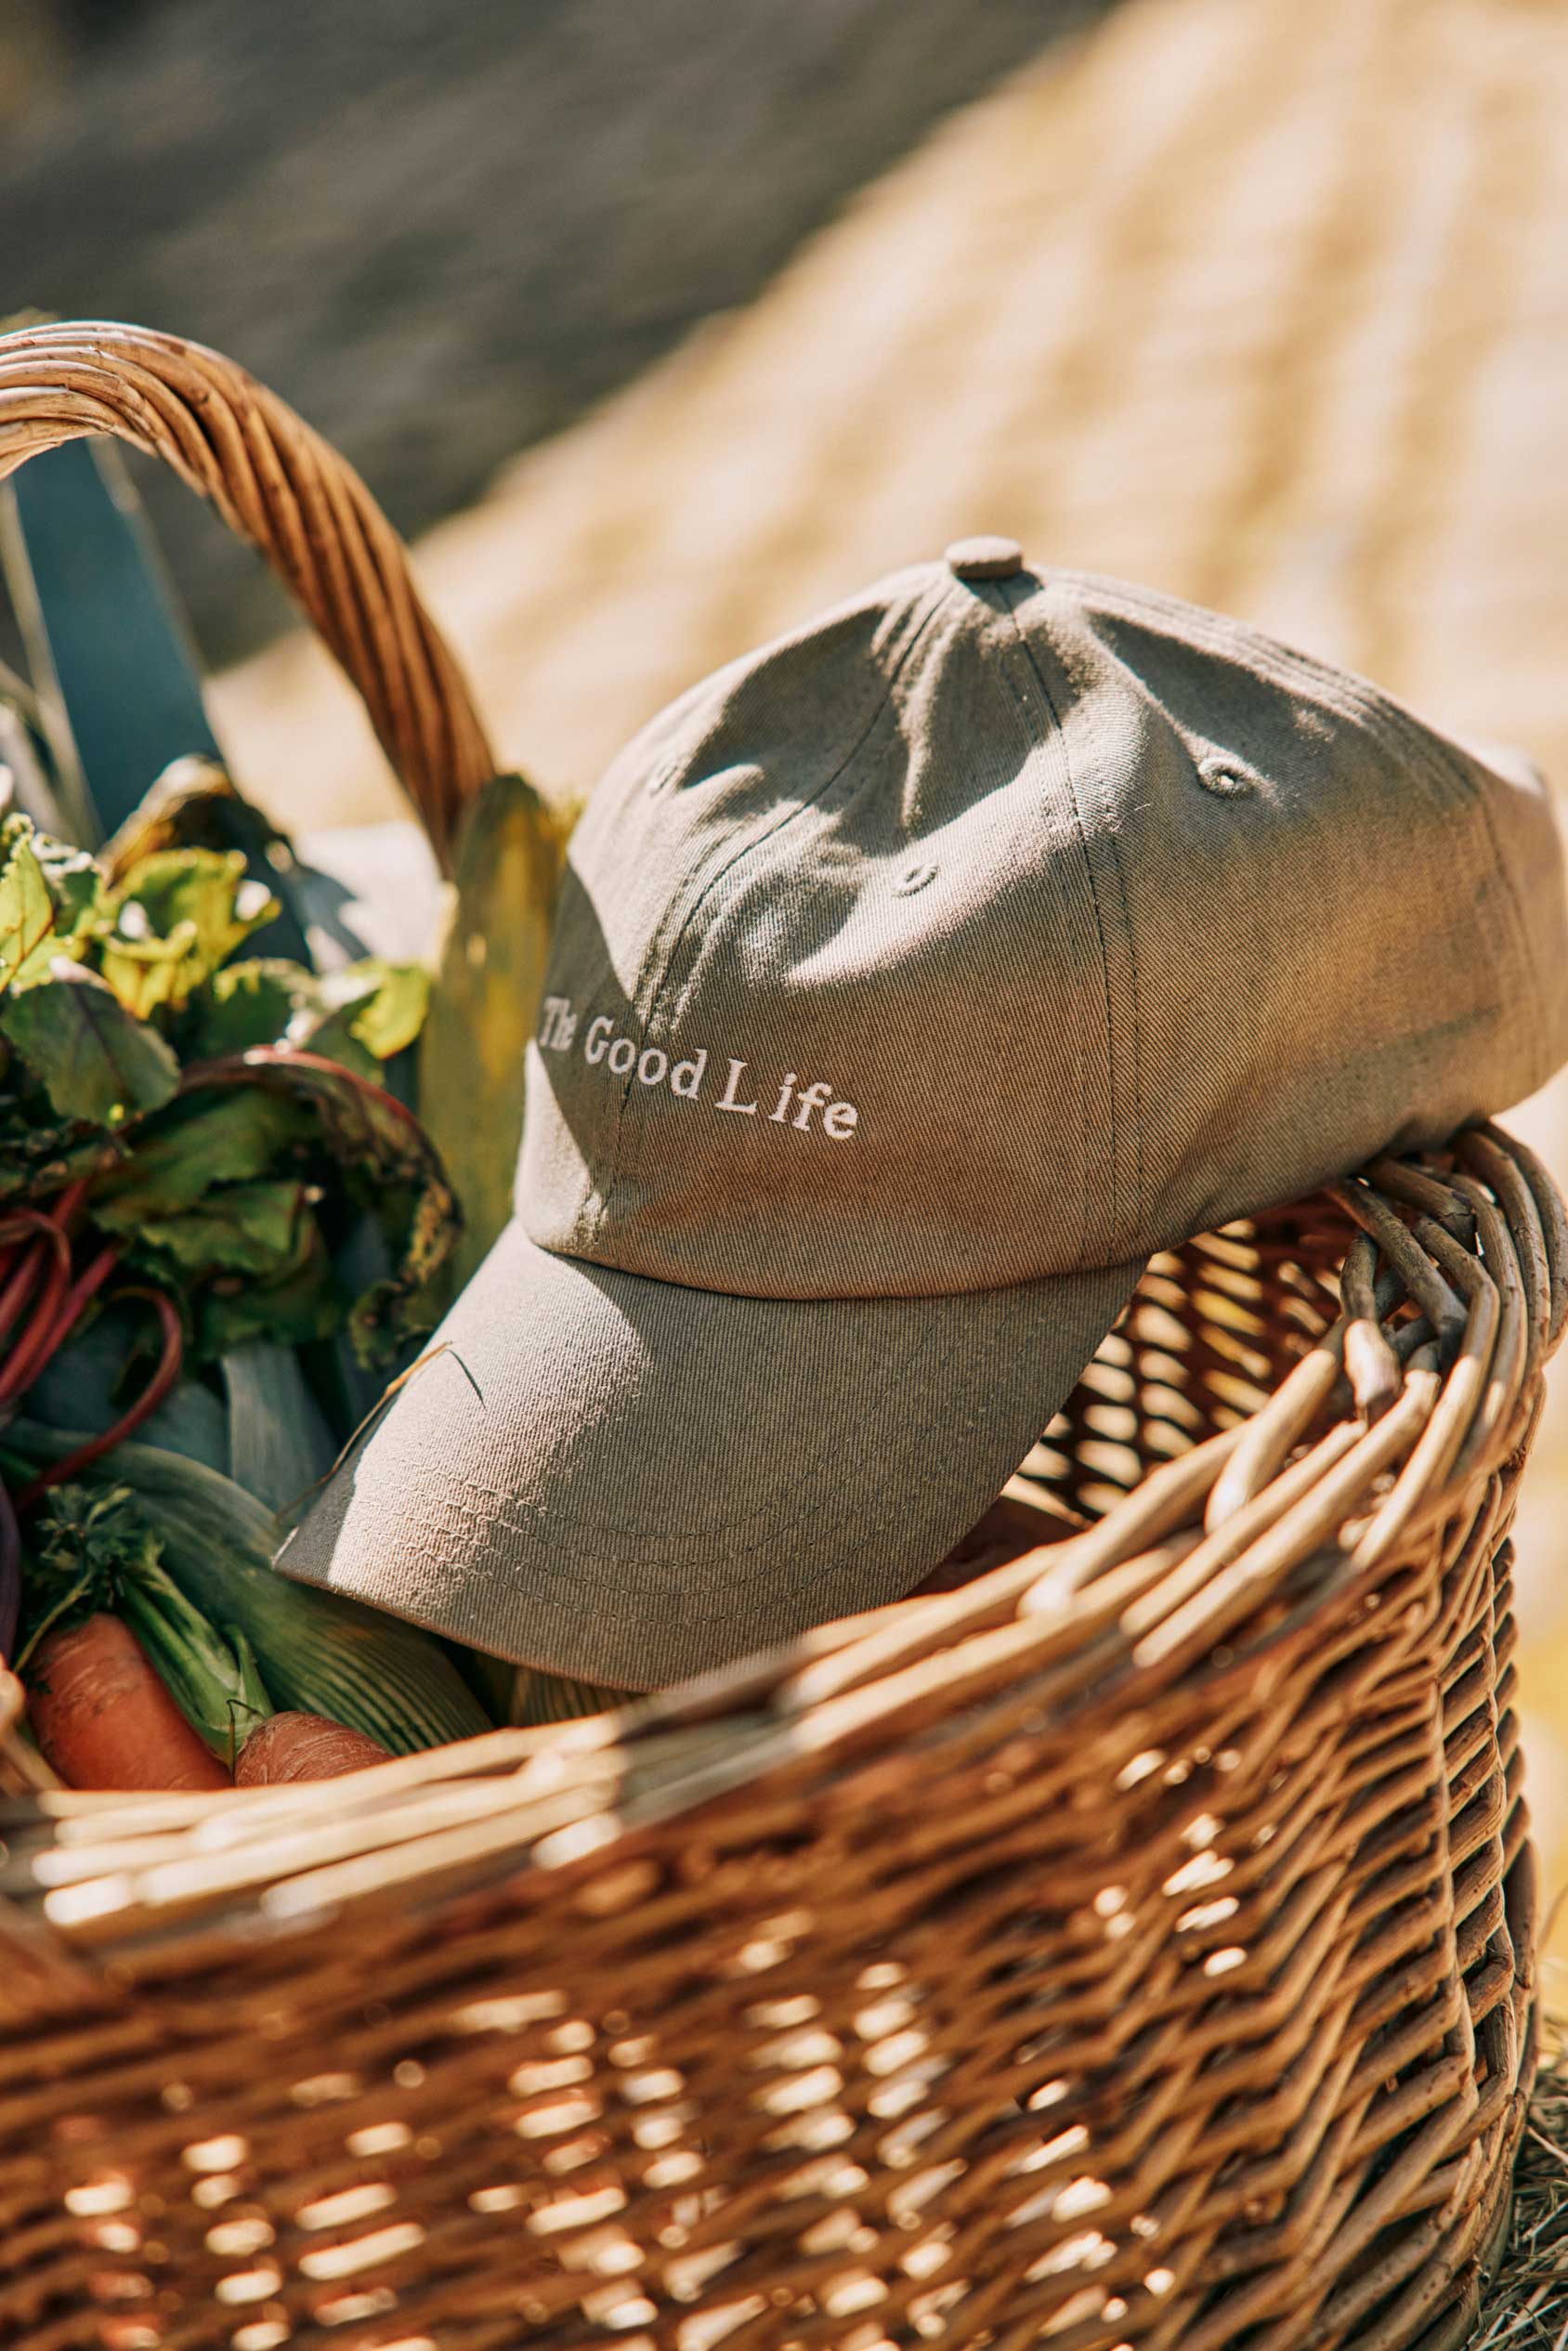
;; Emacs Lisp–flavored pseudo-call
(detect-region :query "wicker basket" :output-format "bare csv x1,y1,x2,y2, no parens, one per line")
0,325,1563,2351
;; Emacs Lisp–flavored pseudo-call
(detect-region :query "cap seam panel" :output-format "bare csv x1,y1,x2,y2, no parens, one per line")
1317,679,1539,1024
1052,573,1534,1091
1000,582,1142,1266
1372,709,1545,1032
987,627,1092,1274
1055,569,1441,732
577,616,909,1246
1054,572,1460,822
595,575,957,1237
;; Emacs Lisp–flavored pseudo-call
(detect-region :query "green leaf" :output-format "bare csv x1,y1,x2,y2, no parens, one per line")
91,1089,313,1222
181,956,428,1077
196,1278,341,1359
0,817,106,995
183,958,310,1059
192,1216,342,1357
100,755,315,968
181,1051,460,1365
0,960,180,1126
314,960,431,1061
33,833,106,946
420,774,563,1288
125,1178,314,1278
98,847,280,1015
0,829,60,991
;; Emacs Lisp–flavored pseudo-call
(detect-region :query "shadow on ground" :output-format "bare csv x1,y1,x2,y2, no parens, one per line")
1,0,1112,664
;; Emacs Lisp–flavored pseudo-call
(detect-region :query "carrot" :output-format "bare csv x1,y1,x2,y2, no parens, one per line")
234,1711,391,1784
28,1614,231,1791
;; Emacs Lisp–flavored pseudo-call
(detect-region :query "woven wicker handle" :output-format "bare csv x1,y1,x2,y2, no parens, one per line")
0,321,496,869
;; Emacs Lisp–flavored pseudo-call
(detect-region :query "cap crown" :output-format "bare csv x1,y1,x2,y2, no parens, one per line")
519,559,1568,1300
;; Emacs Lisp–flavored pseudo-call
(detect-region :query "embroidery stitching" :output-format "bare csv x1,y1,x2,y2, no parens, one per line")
539,999,859,1141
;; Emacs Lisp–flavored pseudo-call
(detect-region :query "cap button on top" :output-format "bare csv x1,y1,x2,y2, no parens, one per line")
944,534,1025,582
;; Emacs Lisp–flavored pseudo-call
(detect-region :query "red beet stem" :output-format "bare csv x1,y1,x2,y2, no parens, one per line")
0,1237,50,1353
0,1181,92,1349
179,1046,428,1146
0,1478,19,1665
0,1242,123,1411
0,1223,77,1402
16,1287,183,1506
48,1179,92,1234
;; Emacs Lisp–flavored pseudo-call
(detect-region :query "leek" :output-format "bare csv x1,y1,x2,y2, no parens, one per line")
7,1420,491,1754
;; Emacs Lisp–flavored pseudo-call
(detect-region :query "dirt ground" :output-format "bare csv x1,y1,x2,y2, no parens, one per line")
207,0,1568,1966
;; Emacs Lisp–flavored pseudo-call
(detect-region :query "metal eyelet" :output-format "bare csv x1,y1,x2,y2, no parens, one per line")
1197,754,1258,799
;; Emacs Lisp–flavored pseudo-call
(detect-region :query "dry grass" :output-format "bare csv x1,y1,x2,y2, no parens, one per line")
1477,2021,1568,2349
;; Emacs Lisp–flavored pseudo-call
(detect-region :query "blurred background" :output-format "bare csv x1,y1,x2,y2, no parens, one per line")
6,0,1568,1955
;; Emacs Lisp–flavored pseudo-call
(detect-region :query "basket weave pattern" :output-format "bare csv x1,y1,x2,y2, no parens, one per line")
0,325,1560,2351
1,1130,1560,2351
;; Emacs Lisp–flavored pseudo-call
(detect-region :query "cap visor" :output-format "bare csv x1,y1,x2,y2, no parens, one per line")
277,1222,1143,1690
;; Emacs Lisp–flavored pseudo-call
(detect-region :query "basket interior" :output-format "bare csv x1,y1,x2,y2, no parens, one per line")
1023,1195,1352,1522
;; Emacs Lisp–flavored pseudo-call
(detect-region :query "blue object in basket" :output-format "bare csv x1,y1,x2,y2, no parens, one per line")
1,436,313,966
7,438,224,840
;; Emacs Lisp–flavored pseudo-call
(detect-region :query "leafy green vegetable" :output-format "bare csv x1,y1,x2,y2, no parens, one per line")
0,811,466,1725
31,832,106,947
190,1214,341,1358
98,847,279,1017
182,1051,459,1365
100,753,314,967
314,959,430,1063
122,1178,312,1277
7,1424,493,1753
0,828,62,990
84,1051,458,1368
91,1088,313,1222
185,953,430,1078
0,960,181,1125
0,816,104,993
222,1342,337,1514
17,1482,273,1757
184,959,308,1060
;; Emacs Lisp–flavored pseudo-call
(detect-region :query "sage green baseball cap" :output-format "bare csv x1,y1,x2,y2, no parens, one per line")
277,539,1568,1686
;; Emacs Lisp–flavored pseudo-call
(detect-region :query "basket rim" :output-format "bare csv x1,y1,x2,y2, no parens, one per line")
0,1116,1560,1992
